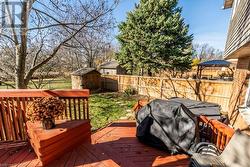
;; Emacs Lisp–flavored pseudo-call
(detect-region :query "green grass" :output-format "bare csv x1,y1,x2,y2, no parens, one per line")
0,79,72,89
29,79,72,89
89,92,139,131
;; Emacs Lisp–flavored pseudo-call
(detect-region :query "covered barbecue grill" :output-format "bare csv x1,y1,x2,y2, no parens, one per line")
136,99,199,154
168,97,221,120
136,98,222,155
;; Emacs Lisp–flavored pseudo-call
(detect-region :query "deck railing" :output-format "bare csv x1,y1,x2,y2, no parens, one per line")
198,116,234,150
0,89,90,142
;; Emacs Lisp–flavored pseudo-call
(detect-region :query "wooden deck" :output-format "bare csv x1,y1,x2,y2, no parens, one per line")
0,120,189,167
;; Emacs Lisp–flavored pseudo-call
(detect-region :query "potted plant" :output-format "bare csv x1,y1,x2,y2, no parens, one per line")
26,97,65,130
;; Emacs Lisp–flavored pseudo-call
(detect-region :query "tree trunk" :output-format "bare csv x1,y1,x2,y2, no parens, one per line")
87,60,93,68
148,69,152,76
15,46,27,89
15,2,28,89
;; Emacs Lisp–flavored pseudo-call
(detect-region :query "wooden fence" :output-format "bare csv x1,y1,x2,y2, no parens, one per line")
0,89,89,142
102,75,234,112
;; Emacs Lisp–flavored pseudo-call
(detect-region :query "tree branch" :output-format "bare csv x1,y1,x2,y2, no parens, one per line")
24,20,91,83
0,80,15,89
0,67,15,78
31,43,44,68
4,1,19,45
0,33,16,43
29,7,81,31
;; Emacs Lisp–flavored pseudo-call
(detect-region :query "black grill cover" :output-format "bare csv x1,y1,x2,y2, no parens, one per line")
168,97,221,120
136,99,198,154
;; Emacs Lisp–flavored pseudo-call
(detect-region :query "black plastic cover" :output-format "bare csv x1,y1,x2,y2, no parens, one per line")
136,99,198,154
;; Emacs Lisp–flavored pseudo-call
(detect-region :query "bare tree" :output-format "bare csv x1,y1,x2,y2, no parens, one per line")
57,42,116,74
76,31,111,68
62,18,114,68
193,43,224,61
30,56,61,89
0,0,118,88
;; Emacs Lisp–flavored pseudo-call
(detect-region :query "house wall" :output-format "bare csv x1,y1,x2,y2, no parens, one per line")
100,69,117,75
237,57,250,69
224,0,250,59
100,66,127,75
228,58,250,134
223,0,250,134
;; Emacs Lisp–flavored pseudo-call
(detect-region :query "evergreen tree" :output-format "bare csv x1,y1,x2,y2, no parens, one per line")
117,0,193,76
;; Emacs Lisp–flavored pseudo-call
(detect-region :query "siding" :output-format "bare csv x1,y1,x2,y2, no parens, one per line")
224,0,250,59
100,69,117,75
100,66,127,75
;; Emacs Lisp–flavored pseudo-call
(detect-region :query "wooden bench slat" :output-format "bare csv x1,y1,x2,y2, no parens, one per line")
82,99,86,120
78,98,81,120
73,98,77,120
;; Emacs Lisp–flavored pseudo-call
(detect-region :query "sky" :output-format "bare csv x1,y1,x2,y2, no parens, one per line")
112,0,232,51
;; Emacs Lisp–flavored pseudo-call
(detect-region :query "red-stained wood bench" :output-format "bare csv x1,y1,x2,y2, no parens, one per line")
27,120,91,166
0,89,91,166
132,99,235,151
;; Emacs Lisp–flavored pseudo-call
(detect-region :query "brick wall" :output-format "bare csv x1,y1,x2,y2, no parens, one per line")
237,57,250,69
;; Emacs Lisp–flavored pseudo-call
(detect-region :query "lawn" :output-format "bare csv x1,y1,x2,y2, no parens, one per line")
0,79,72,89
89,92,140,131
29,79,72,89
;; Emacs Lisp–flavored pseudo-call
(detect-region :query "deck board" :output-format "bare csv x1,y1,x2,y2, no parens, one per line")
0,120,189,167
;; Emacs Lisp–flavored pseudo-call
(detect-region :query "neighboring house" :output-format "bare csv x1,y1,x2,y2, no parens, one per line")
224,0,250,134
99,60,126,75
71,68,101,90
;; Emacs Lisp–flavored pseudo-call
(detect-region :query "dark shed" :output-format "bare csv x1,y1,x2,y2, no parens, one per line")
71,68,101,90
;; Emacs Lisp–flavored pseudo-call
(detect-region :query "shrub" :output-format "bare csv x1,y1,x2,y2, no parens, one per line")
26,97,65,122
124,87,137,97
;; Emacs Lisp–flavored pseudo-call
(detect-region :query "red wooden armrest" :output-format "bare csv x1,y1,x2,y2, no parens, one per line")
198,115,234,150
132,99,149,112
